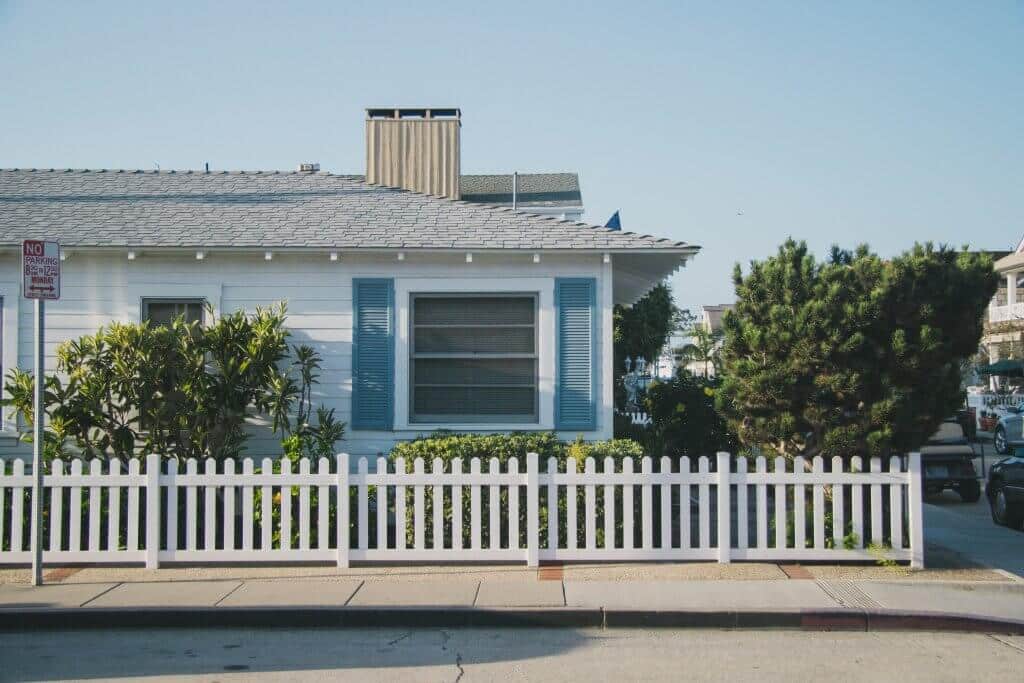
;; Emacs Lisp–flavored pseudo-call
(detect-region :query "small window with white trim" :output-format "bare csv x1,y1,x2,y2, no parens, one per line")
410,294,538,423
142,298,205,326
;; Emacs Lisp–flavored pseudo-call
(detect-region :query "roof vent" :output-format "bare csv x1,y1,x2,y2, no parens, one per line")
297,163,320,172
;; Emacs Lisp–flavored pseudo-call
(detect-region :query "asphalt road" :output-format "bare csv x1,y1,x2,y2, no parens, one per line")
923,477,1024,578
4,627,1023,682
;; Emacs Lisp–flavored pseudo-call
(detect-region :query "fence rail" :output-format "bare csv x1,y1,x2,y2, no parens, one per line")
0,452,924,568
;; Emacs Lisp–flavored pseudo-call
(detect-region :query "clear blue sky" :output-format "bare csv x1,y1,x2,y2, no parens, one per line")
2,1,1021,313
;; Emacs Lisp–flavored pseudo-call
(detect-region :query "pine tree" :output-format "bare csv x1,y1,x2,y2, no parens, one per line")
717,239,997,460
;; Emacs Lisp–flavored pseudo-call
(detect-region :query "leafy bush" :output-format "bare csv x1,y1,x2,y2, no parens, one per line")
643,372,738,458
2,302,346,462
614,371,738,459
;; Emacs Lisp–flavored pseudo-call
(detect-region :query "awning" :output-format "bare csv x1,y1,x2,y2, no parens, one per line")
978,359,1024,376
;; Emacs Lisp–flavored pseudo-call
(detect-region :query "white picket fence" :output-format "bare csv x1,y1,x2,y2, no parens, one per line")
0,452,924,568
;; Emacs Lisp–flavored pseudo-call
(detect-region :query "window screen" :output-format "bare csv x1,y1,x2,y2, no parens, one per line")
411,294,537,423
142,299,205,326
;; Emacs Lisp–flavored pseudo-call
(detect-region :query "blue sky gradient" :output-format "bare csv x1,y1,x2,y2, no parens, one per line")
2,1,1021,312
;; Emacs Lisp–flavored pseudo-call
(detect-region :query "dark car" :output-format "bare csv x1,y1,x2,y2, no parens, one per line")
921,419,981,502
987,451,1024,529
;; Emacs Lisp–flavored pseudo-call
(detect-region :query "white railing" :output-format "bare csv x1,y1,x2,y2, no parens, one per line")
988,302,1024,323
618,411,653,426
0,452,924,568
974,394,1023,408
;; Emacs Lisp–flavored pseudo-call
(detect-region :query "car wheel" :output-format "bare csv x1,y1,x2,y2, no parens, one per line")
959,479,982,503
990,486,1024,528
994,426,1009,455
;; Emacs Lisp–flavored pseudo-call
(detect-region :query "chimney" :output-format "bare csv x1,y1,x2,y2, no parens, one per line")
366,107,461,199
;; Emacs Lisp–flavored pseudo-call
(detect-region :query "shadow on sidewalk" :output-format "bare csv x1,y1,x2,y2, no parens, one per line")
5,625,590,681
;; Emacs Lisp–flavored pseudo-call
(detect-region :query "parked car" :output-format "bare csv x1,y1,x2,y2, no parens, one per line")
993,404,1024,455
987,452,1024,529
921,419,981,502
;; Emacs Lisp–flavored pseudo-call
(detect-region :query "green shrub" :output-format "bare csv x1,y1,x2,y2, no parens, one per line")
640,372,738,458
388,432,563,470
569,437,645,466
385,432,646,549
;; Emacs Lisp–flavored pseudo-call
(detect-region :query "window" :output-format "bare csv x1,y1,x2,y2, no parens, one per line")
410,294,537,423
142,298,205,326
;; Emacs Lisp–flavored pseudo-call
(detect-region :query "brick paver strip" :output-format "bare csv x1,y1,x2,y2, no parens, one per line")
538,565,564,581
779,564,813,579
42,567,82,583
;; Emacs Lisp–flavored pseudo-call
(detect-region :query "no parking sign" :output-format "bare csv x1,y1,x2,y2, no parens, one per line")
22,239,61,300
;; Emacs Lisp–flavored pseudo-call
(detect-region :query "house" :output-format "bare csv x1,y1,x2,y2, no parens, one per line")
460,173,584,221
974,245,1021,393
665,303,734,378
699,304,734,335
0,108,699,459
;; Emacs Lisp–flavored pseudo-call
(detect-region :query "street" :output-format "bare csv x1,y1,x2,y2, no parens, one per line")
3,627,1023,682
924,456,1024,578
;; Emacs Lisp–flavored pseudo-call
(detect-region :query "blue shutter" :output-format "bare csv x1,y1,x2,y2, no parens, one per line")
352,279,394,430
555,278,597,430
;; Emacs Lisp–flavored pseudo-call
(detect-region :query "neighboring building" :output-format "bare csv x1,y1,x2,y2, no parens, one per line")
0,107,699,459
460,173,584,221
700,304,734,334
981,245,1022,386
674,303,734,378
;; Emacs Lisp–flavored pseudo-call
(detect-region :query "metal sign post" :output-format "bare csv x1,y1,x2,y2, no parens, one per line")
23,239,60,586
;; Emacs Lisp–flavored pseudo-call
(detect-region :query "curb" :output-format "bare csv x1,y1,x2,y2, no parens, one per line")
2,607,1023,634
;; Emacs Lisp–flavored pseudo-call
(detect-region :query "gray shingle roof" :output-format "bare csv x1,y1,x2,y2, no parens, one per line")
0,169,694,252
460,173,581,208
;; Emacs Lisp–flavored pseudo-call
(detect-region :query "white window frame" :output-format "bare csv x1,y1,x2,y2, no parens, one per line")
409,292,539,425
135,285,222,324
141,297,208,326
394,277,555,431
0,281,19,434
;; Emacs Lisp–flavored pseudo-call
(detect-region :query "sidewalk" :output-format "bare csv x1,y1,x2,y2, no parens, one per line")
2,564,1022,633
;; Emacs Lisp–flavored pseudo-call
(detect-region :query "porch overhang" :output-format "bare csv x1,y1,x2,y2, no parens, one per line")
994,252,1024,274
612,249,699,306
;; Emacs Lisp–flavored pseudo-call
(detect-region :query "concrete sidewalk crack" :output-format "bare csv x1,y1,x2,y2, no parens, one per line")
214,581,245,606
343,580,365,606
471,581,481,606
78,582,122,607
453,652,465,683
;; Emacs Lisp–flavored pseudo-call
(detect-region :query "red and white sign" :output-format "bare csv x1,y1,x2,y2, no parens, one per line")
22,240,61,300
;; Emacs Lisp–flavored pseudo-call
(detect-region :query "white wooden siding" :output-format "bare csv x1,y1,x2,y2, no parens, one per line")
0,251,612,461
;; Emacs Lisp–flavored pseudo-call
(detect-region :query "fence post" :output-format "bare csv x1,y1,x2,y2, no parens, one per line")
526,452,539,567
907,452,924,569
337,453,350,568
145,453,161,569
717,452,731,564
